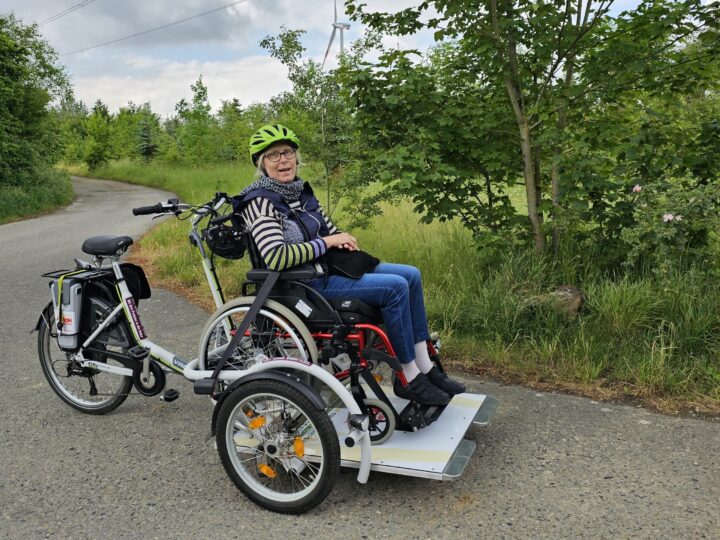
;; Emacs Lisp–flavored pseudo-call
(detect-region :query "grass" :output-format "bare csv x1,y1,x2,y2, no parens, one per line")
66,160,720,415
0,169,74,224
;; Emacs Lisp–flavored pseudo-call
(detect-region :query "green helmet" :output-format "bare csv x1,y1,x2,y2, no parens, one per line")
248,124,301,166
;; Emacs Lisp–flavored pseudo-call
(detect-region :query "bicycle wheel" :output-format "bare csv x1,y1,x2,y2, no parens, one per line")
215,379,340,514
37,304,132,414
199,306,313,372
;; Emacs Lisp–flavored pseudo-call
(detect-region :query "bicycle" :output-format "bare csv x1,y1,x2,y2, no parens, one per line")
34,193,496,514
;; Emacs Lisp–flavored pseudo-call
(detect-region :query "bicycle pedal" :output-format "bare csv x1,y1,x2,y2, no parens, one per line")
161,388,179,402
128,346,149,361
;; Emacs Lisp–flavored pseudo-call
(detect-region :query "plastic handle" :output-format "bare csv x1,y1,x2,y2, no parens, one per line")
344,429,365,448
132,203,164,216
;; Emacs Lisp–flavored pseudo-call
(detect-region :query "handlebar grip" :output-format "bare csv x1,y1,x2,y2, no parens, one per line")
132,203,165,216
209,213,233,226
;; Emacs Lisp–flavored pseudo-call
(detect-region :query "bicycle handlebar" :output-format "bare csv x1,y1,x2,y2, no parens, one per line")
132,193,230,219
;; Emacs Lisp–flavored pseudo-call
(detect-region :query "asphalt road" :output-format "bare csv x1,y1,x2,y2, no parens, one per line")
0,177,718,539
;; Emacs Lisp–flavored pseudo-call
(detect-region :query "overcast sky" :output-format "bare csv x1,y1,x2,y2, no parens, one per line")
4,0,641,118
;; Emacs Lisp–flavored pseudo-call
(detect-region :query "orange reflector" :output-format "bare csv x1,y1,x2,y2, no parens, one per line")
248,416,266,430
294,437,305,457
244,408,255,418
373,374,383,383
258,464,276,479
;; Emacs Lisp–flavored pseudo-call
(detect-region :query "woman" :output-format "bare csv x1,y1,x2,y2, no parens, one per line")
235,124,465,405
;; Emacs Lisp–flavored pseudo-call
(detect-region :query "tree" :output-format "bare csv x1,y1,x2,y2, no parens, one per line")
83,99,112,169
344,0,720,254
173,76,219,164
137,105,161,162
56,92,88,164
0,14,69,185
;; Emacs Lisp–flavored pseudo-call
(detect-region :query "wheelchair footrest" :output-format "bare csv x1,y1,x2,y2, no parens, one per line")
396,401,447,431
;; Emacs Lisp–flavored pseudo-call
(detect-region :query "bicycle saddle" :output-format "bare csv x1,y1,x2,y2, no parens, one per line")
82,235,134,256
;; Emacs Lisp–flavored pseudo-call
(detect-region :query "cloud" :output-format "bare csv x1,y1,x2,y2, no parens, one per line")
72,54,292,117
4,0,645,118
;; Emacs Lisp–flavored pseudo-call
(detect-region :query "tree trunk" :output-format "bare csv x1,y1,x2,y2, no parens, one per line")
495,0,546,254
507,77,545,253
517,115,546,253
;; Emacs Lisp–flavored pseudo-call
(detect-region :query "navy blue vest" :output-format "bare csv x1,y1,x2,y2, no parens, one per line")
233,182,330,268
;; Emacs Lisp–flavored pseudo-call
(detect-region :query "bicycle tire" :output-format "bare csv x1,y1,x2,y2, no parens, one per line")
215,379,340,514
37,302,132,414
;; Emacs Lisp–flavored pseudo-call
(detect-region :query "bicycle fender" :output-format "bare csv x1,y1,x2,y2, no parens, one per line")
31,303,53,334
210,369,327,436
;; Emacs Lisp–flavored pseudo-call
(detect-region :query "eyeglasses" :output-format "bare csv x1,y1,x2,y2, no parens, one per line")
264,148,297,162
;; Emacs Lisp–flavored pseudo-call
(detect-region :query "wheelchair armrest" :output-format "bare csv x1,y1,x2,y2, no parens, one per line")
246,267,318,282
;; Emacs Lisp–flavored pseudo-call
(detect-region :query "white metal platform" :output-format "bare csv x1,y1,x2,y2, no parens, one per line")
328,392,497,480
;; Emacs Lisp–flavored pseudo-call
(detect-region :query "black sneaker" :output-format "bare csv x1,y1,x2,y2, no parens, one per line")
426,366,466,396
394,373,451,406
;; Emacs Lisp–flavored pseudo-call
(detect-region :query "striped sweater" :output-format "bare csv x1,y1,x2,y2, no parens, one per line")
240,196,339,271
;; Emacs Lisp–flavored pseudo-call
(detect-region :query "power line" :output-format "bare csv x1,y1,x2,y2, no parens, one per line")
39,0,98,27
61,0,250,56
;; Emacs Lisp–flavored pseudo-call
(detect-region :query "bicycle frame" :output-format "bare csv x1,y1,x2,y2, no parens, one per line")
68,258,185,377
67,255,373,482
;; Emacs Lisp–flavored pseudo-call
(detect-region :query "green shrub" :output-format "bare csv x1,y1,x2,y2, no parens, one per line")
0,168,73,223
622,175,720,274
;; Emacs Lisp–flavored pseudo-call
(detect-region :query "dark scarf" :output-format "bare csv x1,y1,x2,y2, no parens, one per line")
238,175,304,202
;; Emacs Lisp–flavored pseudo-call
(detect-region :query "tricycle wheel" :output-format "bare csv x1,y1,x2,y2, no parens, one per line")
215,379,340,514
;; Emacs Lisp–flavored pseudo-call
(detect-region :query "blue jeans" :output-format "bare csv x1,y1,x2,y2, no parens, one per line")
308,263,430,363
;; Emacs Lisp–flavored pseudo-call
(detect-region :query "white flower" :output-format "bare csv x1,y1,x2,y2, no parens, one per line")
675,214,683,222
632,184,642,193
663,213,674,222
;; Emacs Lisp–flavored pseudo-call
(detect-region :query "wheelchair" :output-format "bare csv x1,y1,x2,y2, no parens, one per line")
182,196,496,512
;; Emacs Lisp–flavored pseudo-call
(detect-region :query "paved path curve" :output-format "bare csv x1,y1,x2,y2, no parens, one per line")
0,177,718,539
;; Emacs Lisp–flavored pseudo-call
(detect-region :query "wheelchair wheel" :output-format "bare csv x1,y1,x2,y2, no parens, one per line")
199,305,313,372
215,379,340,514
363,398,396,445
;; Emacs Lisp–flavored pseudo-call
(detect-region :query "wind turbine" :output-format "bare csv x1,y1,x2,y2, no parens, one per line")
321,0,351,70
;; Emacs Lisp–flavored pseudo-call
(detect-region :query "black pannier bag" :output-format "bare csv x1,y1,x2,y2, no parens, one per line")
45,263,152,351
118,263,151,302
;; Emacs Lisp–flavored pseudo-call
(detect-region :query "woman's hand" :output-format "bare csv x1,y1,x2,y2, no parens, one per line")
323,232,358,251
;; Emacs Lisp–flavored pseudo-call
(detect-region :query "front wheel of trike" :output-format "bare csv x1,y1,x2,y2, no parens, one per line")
215,379,340,514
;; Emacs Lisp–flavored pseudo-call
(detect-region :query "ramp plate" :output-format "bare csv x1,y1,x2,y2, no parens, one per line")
329,391,495,480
